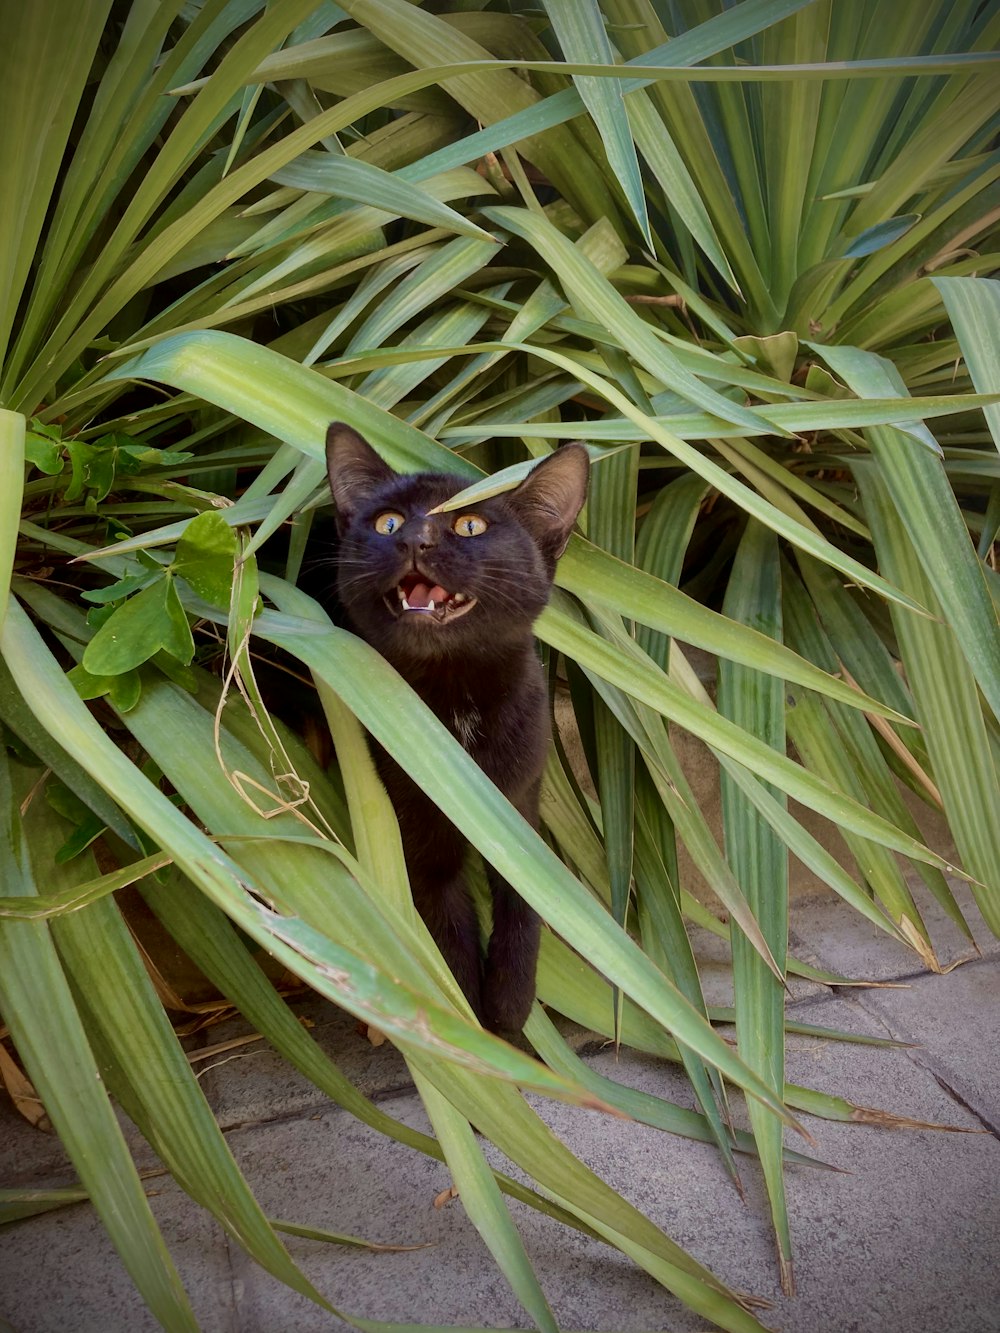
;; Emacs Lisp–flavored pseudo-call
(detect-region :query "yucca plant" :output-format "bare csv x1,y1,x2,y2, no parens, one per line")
2,0,998,1329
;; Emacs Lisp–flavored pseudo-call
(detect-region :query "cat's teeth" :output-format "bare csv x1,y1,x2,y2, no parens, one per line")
427,599,436,611
453,593,466,604
401,596,410,610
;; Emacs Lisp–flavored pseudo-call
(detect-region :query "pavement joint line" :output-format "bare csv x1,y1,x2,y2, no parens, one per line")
784,983,907,1016
918,1062,1000,1139
836,980,1000,1140
214,1078,423,1139
791,954,996,1001
843,955,998,987
846,991,905,1041
215,1105,333,1136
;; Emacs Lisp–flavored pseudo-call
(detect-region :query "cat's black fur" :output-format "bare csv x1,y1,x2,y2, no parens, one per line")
325,423,589,1031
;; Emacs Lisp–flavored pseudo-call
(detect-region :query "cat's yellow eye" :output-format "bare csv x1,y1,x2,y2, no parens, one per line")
374,511,405,535
453,513,488,538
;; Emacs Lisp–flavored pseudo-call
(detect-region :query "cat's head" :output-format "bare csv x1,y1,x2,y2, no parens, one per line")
325,423,588,661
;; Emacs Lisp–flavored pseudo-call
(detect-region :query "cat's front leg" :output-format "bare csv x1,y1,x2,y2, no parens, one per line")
482,867,540,1032
410,866,485,1022
379,756,486,1021
481,779,543,1032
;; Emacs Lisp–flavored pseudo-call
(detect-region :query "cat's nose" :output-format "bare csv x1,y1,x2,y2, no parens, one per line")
400,519,437,553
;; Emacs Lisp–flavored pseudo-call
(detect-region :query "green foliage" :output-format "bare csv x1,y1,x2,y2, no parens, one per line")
1,1,999,1329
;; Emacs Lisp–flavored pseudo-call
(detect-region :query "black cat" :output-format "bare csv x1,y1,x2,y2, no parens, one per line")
325,423,589,1031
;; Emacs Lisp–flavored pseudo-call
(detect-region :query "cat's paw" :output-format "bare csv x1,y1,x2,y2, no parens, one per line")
482,970,534,1033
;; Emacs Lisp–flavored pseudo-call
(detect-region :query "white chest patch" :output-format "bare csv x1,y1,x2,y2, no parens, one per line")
451,707,481,749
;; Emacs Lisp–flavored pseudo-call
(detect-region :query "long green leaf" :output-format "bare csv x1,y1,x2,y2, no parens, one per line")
784,559,964,946
41,846,336,1314
442,393,1000,442
412,1070,559,1333
853,462,1000,932
0,750,198,1331
935,276,1000,453
268,151,494,241
1,596,596,1102
0,656,141,852
0,0,111,369
718,522,792,1293
633,784,739,1181
626,84,739,290
105,329,924,715
0,410,24,627
483,205,772,434
526,1004,824,1169
358,334,929,615
106,330,472,475
571,601,783,976
540,0,650,243
587,444,639,973
815,342,1000,722
762,4,828,314
537,602,961,876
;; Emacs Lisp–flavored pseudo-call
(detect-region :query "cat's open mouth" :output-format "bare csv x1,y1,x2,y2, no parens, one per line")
385,571,477,624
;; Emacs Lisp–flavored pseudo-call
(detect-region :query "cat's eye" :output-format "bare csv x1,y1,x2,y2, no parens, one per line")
453,513,488,538
374,511,405,535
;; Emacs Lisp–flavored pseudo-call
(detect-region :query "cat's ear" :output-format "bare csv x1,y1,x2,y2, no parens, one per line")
326,422,395,529
506,443,589,562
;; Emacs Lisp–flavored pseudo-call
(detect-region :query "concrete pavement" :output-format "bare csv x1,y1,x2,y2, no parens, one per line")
2,875,998,1333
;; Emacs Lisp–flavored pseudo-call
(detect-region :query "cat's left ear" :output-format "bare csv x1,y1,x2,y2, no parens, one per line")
506,443,589,562
326,422,396,530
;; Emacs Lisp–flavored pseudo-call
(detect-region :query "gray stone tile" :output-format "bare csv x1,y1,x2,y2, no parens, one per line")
0,1099,72,1186
223,1095,532,1331
207,997,1000,1333
221,1093,706,1332
1,1094,162,1190
557,1003,1000,1333
199,995,412,1129
789,877,997,983
4,925,998,1333
0,1176,234,1333
850,957,1000,1130
222,1086,719,1332
775,993,999,1333
687,922,826,1010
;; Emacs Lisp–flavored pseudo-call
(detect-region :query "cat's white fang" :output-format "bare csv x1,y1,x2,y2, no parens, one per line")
427,599,436,611
401,596,410,610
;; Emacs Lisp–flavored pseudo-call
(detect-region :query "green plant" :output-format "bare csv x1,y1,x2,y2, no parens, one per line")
2,1,998,1329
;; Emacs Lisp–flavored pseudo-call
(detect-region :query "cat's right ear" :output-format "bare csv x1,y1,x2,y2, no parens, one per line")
326,422,395,530
506,441,590,564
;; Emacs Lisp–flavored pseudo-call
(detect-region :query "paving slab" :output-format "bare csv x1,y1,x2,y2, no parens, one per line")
2,912,999,1333
788,876,998,981
0,1173,235,1333
848,957,1000,1132
0,1097,73,1186
222,1097,532,1331
190,989,1000,1333
198,993,412,1129
686,921,826,1010
573,992,1000,1333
